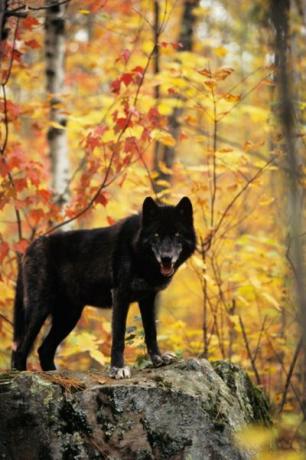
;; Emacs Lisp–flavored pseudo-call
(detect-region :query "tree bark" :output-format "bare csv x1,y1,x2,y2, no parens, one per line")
0,0,7,42
153,0,199,196
270,0,306,411
45,0,70,206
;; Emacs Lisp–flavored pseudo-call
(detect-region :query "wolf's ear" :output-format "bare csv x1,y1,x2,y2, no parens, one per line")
142,197,159,225
176,197,193,223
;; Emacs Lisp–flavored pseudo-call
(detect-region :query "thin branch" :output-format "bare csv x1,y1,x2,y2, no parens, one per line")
239,314,261,385
28,1,71,12
278,338,303,414
44,43,158,235
210,87,217,226
0,312,13,326
0,83,8,154
214,159,274,236
252,315,268,362
265,332,304,412
1,14,19,84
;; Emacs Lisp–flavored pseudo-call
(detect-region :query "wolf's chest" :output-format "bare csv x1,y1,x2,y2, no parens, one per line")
130,276,170,293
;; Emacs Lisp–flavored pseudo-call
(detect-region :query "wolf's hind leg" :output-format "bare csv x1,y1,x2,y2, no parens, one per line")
38,306,83,371
12,306,48,371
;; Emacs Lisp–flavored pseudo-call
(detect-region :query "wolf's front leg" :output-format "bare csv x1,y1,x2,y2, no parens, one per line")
139,294,177,367
110,289,131,379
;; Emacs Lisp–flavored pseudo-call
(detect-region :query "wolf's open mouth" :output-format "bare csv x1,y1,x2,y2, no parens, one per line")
160,264,174,277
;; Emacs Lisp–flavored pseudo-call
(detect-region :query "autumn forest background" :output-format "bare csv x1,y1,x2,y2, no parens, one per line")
0,0,305,455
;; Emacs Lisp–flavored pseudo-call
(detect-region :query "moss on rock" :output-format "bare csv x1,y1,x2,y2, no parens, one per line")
0,359,270,459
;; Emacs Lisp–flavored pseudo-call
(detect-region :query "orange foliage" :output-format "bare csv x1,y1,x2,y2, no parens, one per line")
0,2,305,454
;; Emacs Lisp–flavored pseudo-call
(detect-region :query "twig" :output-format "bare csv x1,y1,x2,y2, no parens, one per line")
214,159,274,236
210,87,218,227
252,315,268,362
239,314,261,385
43,37,159,235
0,15,23,242
0,312,13,326
279,338,303,414
265,332,304,412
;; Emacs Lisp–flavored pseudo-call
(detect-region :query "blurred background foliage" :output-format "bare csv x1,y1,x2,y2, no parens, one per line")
0,0,305,456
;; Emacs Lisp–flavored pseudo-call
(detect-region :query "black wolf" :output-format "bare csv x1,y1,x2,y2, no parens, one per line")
11,197,196,378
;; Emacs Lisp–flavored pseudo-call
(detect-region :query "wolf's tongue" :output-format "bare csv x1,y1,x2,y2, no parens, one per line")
160,264,174,277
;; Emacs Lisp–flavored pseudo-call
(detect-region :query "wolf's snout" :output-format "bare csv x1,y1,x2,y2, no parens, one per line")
161,256,172,268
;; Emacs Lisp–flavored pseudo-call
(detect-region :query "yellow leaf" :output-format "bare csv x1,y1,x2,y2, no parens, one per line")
218,147,233,153
49,121,65,130
155,179,170,188
214,67,234,80
261,292,280,310
152,129,176,147
214,46,228,57
158,161,173,175
223,93,241,102
259,197,275,206
204,80,216,90
197,68,212,78
89,349,105,364
235,425,277,451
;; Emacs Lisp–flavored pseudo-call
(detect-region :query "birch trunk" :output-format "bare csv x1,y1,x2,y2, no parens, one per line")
45,1,70,206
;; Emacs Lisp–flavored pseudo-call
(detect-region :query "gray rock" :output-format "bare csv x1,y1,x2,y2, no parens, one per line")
0,359,271,460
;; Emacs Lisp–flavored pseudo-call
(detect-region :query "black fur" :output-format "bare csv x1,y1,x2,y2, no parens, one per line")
11,197,196,375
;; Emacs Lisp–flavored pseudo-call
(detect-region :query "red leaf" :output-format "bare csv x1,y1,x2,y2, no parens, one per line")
14,178,27,192
111,78,121,94
0,158,9,177
121,72,133,87
121,49,131,64
22,16,39,30
29,209,45,226
0,241,9,263
107,216,116,225
124,136,137,154
86,133,101,152
95,192,108,207
147,107,161,127
141,128,151,142
25,39,40,49
37,189,52,203
13,239,29,254
172,42,183,50
132,66,144,74
116,118,129,130
27,168,40,186
179,132,188,141
94,124,107,136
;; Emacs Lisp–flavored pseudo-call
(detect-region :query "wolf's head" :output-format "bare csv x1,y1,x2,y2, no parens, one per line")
139,197,196,277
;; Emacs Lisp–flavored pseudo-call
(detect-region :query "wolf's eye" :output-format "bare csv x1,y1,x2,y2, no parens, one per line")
175,232,180,237
154,233,159,238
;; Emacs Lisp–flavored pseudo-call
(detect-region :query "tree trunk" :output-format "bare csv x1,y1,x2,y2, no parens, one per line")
45,0,70,206
0,0,7,43
270,0,306,413
153,0,199,196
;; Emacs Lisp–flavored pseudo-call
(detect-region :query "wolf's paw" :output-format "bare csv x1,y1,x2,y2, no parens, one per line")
109,366,131,379
151,352,177,367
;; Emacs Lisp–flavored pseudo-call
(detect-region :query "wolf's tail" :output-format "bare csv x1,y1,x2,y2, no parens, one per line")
12,267,25,346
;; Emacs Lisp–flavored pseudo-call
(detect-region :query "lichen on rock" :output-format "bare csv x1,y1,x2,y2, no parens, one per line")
0,359,271,459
